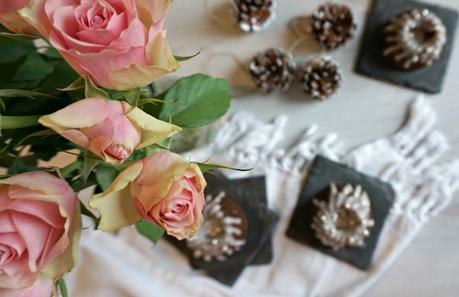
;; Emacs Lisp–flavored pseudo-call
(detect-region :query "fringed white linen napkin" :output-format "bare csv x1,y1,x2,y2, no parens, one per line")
67,97,459,297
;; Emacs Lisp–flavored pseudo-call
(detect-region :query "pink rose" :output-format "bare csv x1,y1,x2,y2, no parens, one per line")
0,171,80,296
39,98,181,164
20,0,179,90
0,0,37,34
90,151,206,240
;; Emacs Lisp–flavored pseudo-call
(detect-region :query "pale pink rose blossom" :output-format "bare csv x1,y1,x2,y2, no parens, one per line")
39,98,181,164
20,0,179,90
0,171,80,296
90,151,206,240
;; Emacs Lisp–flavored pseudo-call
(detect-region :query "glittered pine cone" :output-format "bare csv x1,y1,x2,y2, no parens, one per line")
249,48,296,93
312,3,356,50
233,0,275,32
297,56,342,100
383,9,446,70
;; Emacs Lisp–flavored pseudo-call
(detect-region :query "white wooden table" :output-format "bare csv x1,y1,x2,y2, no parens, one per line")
166,0,459,296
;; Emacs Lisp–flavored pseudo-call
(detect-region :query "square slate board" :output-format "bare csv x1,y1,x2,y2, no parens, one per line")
355,0,458,94
286,156,395,270
166,171,279,286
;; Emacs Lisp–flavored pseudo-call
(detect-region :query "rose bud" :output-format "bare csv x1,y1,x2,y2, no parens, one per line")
19,0,179,90
0,171,80,296
0,0,37,34
39,98,181,164
90,151,206,240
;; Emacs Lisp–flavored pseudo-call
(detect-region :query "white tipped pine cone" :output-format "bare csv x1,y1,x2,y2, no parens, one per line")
249,48,296,93
312,3,356,50
297,56,341,100
233,0,275,32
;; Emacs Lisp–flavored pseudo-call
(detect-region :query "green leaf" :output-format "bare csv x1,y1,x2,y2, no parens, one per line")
0,89,59,99
82,156,100,181
12,52,54,86
79,200,98,222
84,76,109,99
11,129,55,150
6,155,41,175
0,32,37,40
59,160,82,179
41,46,61,59
57,278,69,297
0,37,32,64
37,59,79,95
196,162,252,173
94,164,119,191
174,49,202,62
140,97,164,107
58,77,85,92
106,88,141,104
0,115,40,129
135,220,164,244
157,74,231,128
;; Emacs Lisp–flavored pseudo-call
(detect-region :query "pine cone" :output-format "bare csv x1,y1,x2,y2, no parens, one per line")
383,9,446,70
233,0,275,32
249,48,296,93
297,56,341,100
312,3,356,50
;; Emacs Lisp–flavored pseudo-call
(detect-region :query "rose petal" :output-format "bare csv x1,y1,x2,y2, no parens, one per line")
0,185,12,209
0,0,30,13
0,254,36,290
39,98,111,130
0,212,16,233
107,17,145,51
76,11,127,45
0,233,26,259
5,199,65,228
134,0,169,28
123,102,181,150
18,0,53,37
61,129,90,148
10,212,51,272
89,161,143,231
14,276,53,297
52,5,79,40
38,225,65,269
108,29,179,90
42,198,80,282
2,171,77,218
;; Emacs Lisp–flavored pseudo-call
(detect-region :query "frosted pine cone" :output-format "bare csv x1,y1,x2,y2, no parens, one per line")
383,9,446,70
233,0,275,32
312,3,356,50
297,56,341,100
249,48,296,93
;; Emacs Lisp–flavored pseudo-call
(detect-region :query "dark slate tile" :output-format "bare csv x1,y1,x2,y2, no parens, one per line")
166,171,278,286
355,0,458,93
286,156,395,270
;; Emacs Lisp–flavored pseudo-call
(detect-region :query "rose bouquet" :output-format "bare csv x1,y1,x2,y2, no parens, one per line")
0,1,231,296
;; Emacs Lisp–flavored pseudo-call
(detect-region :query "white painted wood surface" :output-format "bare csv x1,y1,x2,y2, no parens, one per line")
165,0,459,296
